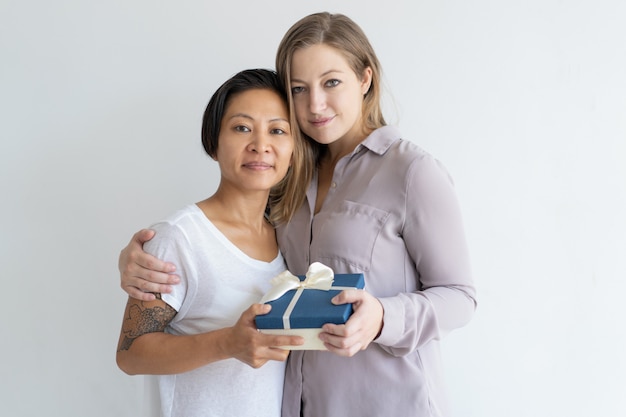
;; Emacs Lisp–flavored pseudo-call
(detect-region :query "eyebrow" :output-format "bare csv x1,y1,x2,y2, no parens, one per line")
291,69,344,84
228,113,289,123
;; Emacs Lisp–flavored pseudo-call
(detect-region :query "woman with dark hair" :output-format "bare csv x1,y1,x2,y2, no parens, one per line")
115,68,309,417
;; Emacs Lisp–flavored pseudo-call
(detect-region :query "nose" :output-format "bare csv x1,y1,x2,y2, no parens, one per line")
247,131,271,153
308,87,326,114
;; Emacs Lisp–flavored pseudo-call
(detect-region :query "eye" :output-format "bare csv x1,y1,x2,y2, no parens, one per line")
270,128,285,135
291,85,305,95
270,125,290,135
325,79,341,88
234,125,251,133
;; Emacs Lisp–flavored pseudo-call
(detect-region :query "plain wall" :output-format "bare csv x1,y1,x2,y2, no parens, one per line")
1,0,625,416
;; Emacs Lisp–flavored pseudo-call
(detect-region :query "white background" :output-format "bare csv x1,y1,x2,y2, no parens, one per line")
1,1,625,416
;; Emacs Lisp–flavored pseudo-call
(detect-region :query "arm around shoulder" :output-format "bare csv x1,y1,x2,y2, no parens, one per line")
119,228,180,301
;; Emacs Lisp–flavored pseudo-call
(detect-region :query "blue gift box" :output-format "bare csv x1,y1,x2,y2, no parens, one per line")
255,273,365,350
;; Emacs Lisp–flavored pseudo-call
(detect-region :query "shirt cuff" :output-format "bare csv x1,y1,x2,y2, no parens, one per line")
374,296,405,347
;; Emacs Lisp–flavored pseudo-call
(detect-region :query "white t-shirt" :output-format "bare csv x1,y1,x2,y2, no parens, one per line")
143,204,287,417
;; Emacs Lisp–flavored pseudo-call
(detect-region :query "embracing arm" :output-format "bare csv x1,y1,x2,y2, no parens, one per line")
116,297,303,375
119,229,180,301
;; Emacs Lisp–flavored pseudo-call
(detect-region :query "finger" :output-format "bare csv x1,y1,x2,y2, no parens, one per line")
127,229,177,274
253,348,289,364
125,275,174,296
241,303,271,324
330,344,362,357
262,333,304,348
122,285,157,301
250,303,272,316
134,229,156,244
234,304,272,336
319,325,357,346
321,323,349,337
331,288,363,305
320,323,369,353
142,269,180,286
121,251,178,284
321,335,362,357
320,324,363,355
131,252,177,275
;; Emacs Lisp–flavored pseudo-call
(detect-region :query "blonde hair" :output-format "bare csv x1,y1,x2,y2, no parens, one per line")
276,11,387,160
268,124,315,225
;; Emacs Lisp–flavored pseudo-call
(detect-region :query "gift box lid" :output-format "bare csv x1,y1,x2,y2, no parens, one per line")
255,273,365,330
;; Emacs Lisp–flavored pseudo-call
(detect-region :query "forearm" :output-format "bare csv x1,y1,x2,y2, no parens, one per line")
378,156,477,355
376,284,476,356
116,327,232,375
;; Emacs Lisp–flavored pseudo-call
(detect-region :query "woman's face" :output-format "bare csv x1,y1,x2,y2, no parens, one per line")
289,43,372,146
216,88,293,193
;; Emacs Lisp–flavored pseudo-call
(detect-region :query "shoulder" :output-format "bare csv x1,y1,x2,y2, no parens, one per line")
364,126,431,164
390,139,432,165
145,205,206,250
367,126,450,181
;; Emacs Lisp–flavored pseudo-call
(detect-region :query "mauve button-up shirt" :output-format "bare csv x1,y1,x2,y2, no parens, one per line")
276,126,477,417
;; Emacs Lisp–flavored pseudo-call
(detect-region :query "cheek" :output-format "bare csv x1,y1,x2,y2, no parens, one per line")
294,102,307,122
283,140,296,158
284,142,296,163
341,95,362,122
293,103,314,133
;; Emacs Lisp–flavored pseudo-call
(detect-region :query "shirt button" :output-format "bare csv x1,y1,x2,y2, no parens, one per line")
331,182,337,188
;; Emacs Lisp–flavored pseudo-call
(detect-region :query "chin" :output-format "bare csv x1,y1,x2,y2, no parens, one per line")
305,130,336,145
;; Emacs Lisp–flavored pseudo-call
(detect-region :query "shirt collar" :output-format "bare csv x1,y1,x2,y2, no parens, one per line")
354,125,402,156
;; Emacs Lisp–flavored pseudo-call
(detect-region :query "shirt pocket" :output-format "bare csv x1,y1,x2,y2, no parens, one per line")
314,200,389,272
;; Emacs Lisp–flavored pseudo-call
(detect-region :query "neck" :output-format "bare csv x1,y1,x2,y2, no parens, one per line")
325,127,372,164
199,187,269,229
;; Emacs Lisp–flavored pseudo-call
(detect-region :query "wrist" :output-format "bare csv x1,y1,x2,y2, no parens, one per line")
375,301,384,339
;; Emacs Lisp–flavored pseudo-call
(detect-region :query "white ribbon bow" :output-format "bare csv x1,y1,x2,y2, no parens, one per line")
260,262,335,304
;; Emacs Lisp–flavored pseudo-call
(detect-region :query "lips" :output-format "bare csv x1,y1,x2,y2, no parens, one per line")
242,161,273,170
310,116,334,127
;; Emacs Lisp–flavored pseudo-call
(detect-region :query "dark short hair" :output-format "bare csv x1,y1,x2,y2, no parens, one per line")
201,69,288,158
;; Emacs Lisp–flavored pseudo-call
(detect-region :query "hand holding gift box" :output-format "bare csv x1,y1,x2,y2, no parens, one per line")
255,262,365,350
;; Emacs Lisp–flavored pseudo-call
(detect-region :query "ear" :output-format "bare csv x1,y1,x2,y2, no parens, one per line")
360,67,373,95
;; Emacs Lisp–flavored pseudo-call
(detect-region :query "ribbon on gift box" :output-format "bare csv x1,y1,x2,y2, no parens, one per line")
259,262,355,329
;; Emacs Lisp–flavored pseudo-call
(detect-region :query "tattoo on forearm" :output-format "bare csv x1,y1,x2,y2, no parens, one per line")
118,296,177,351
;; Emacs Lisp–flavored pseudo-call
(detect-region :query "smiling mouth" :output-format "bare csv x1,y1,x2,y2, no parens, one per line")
311,116,334,127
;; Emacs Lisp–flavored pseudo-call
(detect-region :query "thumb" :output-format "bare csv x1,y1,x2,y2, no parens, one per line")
331,289,362,305
134,229,156,245
244,303,272,319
